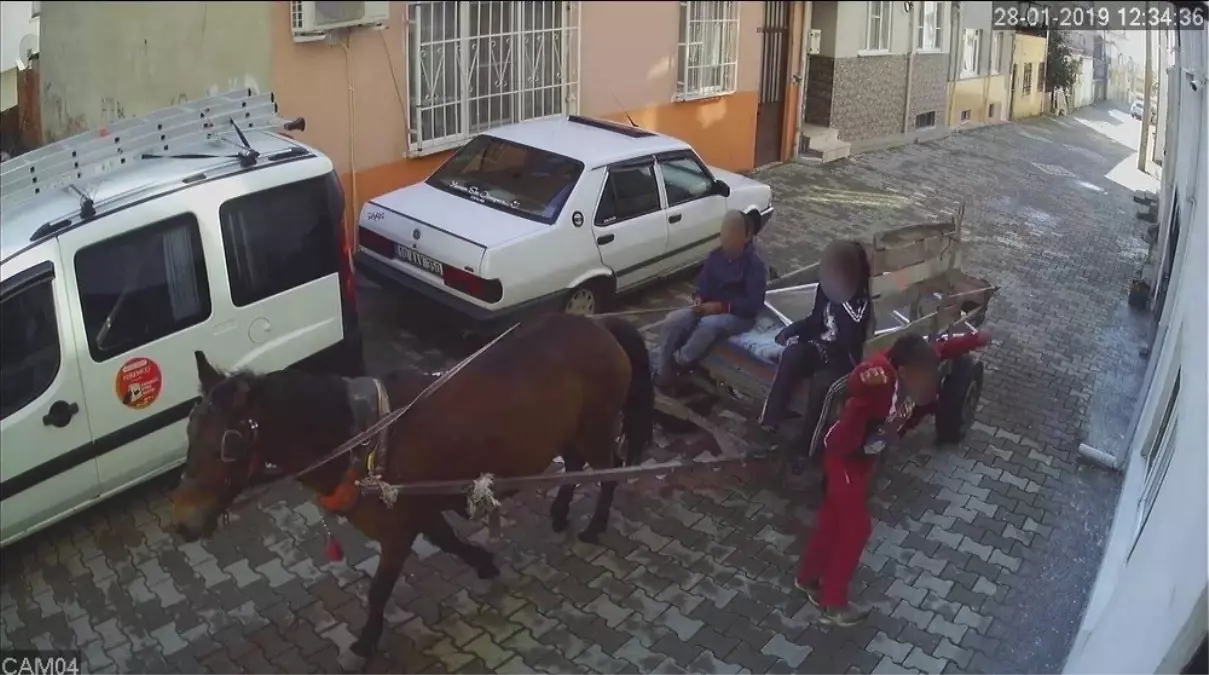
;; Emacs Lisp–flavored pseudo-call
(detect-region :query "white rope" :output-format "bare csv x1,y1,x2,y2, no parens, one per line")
466,473,501,519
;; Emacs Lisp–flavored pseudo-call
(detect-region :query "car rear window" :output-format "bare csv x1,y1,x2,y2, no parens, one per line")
427,136,584,224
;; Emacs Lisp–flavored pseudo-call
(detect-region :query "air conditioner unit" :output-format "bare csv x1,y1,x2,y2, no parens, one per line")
807,29,822,56
291,1,389,43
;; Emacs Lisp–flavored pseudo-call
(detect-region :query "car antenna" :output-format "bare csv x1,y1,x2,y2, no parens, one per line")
611,91,639,128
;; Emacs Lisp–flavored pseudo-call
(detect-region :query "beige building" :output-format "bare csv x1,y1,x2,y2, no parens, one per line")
1009,31,1047,120
39,1,816,223
945,1,1011,128
802,0,951,155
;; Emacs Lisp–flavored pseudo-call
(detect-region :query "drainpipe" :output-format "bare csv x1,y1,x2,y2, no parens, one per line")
945,2,962,126
902,1,918,133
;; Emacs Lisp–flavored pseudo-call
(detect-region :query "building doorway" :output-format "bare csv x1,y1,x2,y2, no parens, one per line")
755,0,791,167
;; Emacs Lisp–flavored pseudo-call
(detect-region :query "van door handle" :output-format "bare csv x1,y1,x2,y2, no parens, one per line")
597,234,615,245
668,214,682,223
43,400,80,428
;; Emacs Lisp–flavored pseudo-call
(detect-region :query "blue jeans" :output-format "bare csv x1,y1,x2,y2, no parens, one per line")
658,309,755,375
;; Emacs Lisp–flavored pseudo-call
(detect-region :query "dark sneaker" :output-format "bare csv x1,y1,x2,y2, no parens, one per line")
819,603,872,627
794,578,821,607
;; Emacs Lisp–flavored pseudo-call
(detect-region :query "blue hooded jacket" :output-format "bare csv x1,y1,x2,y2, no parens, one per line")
695,243,768,319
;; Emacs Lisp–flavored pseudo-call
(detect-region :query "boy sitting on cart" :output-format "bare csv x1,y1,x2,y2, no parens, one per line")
655,210,767,388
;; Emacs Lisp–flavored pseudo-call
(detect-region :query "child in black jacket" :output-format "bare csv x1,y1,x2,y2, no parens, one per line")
750,240,873,457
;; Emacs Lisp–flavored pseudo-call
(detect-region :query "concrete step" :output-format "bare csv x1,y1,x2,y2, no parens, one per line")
800,124,839,148
803,136,851,163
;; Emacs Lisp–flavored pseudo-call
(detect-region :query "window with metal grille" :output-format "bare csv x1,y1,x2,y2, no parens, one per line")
865,1,892,52
961,29,982,77
1130,370,1180,554
1023,63,1033,94
407,1,581,156
960,109,971,122
990,31,1003,74
916,1,943,51
677,1,740,101
915,111,936,128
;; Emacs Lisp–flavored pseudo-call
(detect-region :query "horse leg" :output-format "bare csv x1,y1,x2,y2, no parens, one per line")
550,452,585,533
579,426,624,545
423,512,499,579
345,522,419,670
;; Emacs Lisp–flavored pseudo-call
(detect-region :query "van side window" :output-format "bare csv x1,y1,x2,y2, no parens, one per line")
219,177,340,307
1,275,61,419
75,215,211,362
595,162,662,226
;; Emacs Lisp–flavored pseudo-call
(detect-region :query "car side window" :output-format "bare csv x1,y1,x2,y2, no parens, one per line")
75,214,211,362
658,154,714,207
595,162,662,226
0,272,61,420
219,176,342,307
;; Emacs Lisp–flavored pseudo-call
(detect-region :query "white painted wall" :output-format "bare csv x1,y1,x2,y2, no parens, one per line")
0,0,39,111
1063,21,1209,675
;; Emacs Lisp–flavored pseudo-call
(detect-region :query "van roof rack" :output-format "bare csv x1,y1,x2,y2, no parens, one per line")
0,88,306,218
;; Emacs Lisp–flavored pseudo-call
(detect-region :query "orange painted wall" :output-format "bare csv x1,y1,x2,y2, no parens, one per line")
268,0,764,223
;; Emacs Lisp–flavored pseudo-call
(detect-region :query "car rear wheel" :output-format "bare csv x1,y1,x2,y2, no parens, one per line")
564,280,611,316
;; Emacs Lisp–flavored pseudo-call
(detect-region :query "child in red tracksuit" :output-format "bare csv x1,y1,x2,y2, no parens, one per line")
794,330,991,626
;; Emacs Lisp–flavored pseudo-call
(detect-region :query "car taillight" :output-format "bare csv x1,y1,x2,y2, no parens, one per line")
358,226,395,259
442,266,503,304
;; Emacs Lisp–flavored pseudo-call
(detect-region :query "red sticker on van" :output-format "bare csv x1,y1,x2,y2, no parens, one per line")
116,357,163,410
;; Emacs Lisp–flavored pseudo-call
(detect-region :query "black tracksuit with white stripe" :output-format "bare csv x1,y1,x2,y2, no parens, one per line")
759,290,872,429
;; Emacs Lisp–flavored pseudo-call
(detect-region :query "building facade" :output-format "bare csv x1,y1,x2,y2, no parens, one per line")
40,1,811,220
1063,21,1207,675
0,0,40,155
945,1,1011,128
802,0,950,154
1008,31,1047,119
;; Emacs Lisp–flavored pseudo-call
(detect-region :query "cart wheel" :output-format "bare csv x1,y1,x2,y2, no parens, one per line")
960,300,986,328
935,356,984,444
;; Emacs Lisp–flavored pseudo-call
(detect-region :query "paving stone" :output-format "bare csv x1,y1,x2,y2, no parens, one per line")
933,638,974,669
904,646,949,674
760,633,812,669
867,631,913,664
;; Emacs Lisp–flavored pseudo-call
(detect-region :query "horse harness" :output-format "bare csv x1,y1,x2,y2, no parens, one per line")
316,377,392,514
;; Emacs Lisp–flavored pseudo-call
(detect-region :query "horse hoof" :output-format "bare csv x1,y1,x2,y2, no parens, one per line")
578,529,602,545
551,518,569,534
338,649,368,673
477,563,501,579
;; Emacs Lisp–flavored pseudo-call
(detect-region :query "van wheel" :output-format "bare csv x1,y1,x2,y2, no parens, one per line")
564,280,611,316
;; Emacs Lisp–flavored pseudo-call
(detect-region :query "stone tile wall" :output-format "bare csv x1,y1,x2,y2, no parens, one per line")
909,53,950,129
830,55,909,143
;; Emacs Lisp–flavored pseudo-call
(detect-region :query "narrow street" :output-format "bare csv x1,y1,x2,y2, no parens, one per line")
0,105,1156,674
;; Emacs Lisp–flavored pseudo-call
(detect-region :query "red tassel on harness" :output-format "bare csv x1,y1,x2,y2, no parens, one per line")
325,537,345,562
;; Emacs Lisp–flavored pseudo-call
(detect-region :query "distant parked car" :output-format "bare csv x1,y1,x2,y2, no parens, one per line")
1131,100,1145,119
356,116,775,332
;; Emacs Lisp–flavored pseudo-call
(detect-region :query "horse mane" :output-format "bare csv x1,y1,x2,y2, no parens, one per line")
202,368,354,438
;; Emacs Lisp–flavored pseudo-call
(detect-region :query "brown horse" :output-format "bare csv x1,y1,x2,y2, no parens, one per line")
169,313,653,668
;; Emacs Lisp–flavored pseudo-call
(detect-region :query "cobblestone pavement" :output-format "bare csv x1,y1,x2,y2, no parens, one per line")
1,105,1156,674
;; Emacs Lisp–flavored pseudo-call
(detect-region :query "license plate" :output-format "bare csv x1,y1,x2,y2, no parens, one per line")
395,244,444,276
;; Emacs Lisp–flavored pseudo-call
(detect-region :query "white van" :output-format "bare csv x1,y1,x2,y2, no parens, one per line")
0,90,363,546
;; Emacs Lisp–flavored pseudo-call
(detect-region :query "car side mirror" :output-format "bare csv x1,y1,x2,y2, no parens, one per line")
711,179,731,198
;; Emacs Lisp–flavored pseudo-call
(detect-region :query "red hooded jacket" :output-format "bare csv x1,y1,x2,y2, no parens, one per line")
823,332,987,461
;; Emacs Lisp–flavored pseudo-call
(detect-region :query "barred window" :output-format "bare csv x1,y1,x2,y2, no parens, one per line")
676,1,740,101
407,1,581,155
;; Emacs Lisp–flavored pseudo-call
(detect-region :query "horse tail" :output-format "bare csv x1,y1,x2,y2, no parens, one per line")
597,316,654,464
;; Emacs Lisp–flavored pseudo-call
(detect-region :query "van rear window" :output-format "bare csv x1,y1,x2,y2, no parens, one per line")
427,136,584,224
219,176,342,307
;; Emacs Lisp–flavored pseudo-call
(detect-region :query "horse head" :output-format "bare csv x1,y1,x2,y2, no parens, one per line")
170,351,281,541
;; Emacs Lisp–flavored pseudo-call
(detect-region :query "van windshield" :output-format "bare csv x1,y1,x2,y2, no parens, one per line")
427,136,584,224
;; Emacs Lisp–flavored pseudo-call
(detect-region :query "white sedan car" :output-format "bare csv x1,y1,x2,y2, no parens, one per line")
355,116,774,331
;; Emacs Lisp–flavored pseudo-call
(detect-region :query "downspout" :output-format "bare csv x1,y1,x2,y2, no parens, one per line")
902,1,918,133
981,25,992,121
946,2,961,126
792,0,812,159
